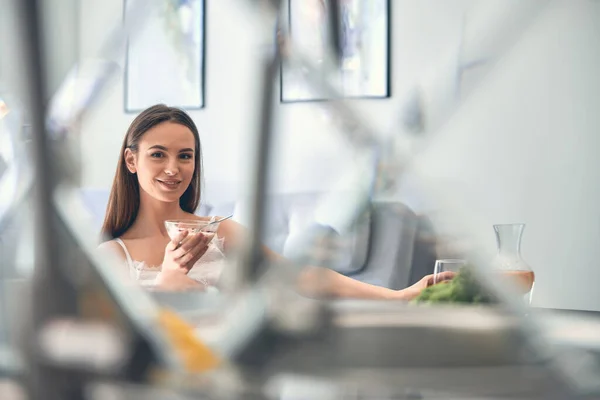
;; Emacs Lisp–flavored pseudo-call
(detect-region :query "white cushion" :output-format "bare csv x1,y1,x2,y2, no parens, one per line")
282,195,371,275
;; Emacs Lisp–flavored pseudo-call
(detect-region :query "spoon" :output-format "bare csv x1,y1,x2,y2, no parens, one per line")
207,214,233,225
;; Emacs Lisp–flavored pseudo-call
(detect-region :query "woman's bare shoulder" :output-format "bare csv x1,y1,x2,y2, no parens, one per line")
216,219,246,244
219,218,243,230
98,239,126,260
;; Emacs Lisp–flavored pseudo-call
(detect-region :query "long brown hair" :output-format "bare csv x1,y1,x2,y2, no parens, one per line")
101,104,203,239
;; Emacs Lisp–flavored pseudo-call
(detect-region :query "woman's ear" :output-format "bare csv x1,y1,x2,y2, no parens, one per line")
124,148,137,174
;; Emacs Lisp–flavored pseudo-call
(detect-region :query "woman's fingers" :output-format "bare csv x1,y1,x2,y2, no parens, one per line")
172,232,204,259
178,242,208,268
166,230,189,251
172,232,213,264
438,271,456,281
202,232,215,243
185,234,214,266
427,271,456,286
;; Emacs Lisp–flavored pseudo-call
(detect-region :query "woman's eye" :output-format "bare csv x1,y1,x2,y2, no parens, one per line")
180,153,193,160
150,152,163,158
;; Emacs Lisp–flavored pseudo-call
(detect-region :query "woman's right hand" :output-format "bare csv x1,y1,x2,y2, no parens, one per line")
161,230,214,272
154,230,214,291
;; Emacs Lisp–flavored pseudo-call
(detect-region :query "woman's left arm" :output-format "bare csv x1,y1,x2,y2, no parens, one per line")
217,219,450,301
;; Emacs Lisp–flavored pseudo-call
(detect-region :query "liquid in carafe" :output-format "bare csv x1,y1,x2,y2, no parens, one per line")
492,223,535,301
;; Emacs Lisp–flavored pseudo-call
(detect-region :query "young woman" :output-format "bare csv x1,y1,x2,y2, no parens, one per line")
99,104,451,299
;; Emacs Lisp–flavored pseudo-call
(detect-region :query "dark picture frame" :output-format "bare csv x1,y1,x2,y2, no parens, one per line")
124,0,206,113
281,0,391,103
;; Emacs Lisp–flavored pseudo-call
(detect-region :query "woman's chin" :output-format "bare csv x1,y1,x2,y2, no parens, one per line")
140,184,188,204
150,190,185,204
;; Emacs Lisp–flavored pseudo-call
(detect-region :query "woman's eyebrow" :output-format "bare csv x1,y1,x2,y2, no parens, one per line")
147,145,193,153
148,145,168,151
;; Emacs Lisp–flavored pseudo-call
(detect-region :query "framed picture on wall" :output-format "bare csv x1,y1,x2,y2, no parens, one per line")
124,0,206,113
281,0,390,103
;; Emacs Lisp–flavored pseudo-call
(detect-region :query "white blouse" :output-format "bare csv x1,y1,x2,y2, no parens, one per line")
113,236,227,289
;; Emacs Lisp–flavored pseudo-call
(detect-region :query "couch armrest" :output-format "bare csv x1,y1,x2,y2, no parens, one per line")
407,215,438,286
348,202,418,290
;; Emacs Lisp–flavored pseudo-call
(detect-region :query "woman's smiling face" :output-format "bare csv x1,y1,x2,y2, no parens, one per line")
125,121,197,203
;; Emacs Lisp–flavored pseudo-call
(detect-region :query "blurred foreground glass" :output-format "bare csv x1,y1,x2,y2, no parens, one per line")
433,259,465,284
492,223,535,305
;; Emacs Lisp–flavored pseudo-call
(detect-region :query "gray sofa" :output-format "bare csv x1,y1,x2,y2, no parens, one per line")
76,189,437,289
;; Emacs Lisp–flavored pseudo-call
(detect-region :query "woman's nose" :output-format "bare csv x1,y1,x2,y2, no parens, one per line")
164,160,179,175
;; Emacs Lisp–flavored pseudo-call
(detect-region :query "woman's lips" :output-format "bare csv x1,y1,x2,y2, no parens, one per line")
157,179,182,190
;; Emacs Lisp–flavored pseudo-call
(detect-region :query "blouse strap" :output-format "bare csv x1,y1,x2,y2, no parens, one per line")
113,238,134,269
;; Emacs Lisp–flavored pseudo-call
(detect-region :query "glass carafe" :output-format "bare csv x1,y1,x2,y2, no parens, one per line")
492,223,535,303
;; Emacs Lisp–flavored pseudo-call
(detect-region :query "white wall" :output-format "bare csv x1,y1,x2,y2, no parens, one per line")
79,0,473,203
40,0,80,97
410,0,600,311
78,0,600,311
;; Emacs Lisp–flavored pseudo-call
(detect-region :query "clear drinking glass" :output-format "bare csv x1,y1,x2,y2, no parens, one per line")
433,259,466,284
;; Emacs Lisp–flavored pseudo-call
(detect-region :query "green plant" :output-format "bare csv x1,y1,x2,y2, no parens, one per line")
413,266,494,304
